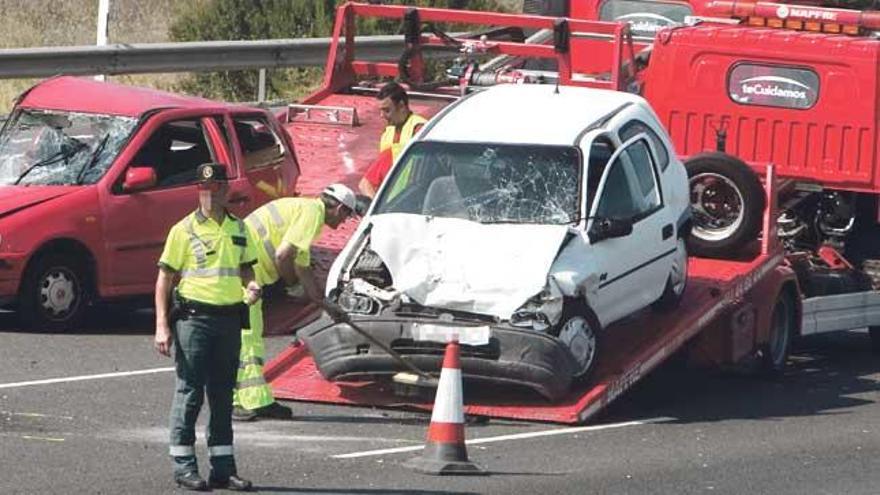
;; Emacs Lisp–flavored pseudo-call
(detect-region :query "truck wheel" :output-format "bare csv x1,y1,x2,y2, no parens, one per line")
686,153,765,258
19,253,91,332
554,300,602,382
869,327,880,354
653,237,688,311
761,290,795,376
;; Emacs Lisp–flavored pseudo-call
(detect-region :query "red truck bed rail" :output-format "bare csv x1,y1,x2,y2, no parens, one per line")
308,1,636,102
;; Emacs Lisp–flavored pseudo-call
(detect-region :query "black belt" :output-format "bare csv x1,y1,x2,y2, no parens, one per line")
177,297,242,316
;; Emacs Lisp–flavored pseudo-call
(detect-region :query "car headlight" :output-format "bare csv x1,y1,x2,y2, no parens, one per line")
338,291,377,315
511,289,563,331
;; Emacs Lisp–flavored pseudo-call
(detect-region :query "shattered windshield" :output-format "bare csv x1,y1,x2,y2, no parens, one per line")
0,109,137,186
373,141,581,224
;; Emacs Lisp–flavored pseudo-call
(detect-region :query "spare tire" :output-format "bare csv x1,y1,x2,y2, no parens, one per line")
685,153,765,258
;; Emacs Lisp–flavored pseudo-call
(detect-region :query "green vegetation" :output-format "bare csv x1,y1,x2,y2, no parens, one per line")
169,0,510,102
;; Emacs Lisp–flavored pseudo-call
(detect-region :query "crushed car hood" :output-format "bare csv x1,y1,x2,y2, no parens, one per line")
369,214,571,319
0,186,78,218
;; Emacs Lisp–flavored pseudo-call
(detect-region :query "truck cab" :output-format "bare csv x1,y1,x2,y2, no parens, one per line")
0,76,299,330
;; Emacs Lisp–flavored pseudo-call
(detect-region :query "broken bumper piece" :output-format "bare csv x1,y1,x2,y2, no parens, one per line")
299,315,580,401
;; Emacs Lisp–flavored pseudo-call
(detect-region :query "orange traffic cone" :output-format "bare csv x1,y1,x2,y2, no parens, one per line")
404,340,485,475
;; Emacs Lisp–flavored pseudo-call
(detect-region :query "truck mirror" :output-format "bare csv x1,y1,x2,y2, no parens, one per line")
123,166,157,192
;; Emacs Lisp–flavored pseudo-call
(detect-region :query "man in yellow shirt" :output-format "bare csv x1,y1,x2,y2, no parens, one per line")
232,183,360,421
358,82,427,198
154,163,260,491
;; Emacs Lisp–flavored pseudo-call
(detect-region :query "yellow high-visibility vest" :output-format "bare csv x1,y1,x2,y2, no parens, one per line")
158,209,256,306
244,197,325,285
380,113,427,198
379,113,427,162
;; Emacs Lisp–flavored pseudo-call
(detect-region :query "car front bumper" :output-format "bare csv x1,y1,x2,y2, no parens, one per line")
299,314,580,401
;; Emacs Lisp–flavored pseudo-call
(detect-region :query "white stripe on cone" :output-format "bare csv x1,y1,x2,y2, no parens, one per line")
431,368,464,424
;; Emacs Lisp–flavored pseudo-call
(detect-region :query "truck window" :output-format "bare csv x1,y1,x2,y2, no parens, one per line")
728,63,819,110
598,0,692,40
130,119,215,189
233,117,287,170
619,119,669,171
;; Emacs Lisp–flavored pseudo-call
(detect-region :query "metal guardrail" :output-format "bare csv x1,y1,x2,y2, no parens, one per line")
0,35,417,78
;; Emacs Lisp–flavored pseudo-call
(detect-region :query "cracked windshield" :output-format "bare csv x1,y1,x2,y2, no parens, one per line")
0,110,137,186
374,141,581,224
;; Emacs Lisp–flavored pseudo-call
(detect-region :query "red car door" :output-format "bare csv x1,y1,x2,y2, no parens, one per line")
99,108,239,297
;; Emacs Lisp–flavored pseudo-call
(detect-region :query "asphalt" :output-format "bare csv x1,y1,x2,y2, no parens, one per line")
0,307,878,495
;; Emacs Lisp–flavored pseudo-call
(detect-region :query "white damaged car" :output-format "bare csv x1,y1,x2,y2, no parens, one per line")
302,84,691,400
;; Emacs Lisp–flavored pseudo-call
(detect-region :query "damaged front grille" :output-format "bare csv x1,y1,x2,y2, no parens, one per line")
390,338,501,360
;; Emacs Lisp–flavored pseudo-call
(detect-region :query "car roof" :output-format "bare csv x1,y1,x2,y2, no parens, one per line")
16,76,245,117
423,84,644,146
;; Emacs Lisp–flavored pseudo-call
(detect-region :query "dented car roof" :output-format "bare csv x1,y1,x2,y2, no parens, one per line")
17,76,242,117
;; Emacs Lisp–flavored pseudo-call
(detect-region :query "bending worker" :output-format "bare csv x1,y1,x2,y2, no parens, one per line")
154,163,259,492
232,183,360,421
358,82,426,198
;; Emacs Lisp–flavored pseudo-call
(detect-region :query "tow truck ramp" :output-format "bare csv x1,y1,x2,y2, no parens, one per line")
266,251,784,424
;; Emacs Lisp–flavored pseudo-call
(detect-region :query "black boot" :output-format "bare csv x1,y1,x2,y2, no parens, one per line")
210,474,253,491
175,472,208,491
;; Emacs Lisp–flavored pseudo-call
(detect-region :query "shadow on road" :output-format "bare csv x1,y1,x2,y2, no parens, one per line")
254,488,477,494
602,330,880,425
0,303,154,335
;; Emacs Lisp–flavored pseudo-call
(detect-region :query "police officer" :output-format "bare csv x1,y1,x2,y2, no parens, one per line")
154,163,259,492
233,183,360,421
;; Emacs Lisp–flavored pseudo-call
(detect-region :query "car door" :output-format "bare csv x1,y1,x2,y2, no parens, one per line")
100,110,236,295
587,134,674,325
226,113,295,213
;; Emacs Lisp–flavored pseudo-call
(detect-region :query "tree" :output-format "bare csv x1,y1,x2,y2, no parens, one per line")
169,0,507,101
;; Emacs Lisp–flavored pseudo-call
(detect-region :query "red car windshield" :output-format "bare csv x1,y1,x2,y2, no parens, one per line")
0,109,137,186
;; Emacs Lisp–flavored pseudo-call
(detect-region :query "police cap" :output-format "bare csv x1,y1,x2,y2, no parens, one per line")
196,163,229,183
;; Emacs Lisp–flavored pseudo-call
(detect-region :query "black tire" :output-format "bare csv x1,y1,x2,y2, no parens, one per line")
19,253,91,332
870,327,880,354
653,237,688,311
553,300,602,382
685,153,765,258
761,289,796,377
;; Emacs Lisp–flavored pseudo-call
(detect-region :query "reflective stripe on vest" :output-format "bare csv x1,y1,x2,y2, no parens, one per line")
185,218,208,268
266,202,284,227
379,113,427,163
246,215,276,262
180,267,241,278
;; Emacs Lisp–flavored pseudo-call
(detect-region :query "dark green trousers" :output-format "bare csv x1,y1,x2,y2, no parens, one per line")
168,312,241,478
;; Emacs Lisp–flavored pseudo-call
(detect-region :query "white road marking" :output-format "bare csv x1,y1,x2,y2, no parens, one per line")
0,367,174,389
333,417,672,459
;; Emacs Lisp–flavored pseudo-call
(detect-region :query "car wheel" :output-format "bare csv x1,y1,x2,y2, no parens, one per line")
761,289,795,376
652,236,688,311
554,301,601,381
685,153,765,258
19,253,91,332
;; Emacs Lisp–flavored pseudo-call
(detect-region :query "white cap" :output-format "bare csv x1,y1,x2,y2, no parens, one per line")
322,183,358,213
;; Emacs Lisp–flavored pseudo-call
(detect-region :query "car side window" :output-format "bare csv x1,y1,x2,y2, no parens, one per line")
586,137,615,214
619,119,669,171
626,139,661,214
233,117,287,170
596,154,639,219
129,119,216,189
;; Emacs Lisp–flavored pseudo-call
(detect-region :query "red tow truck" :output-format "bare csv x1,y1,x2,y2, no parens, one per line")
261,1,880,424
0,76,300,330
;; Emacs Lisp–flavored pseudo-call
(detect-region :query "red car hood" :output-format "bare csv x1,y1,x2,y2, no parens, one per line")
0,186,79,218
